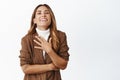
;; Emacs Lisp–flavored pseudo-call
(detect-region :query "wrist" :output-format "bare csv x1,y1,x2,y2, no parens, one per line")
47,48,53,54
48,63,58,71
48,63,53,70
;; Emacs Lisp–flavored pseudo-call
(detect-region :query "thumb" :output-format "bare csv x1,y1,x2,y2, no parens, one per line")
49,37,52,44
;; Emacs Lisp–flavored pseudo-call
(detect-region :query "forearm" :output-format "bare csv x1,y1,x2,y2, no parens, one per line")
33,35,68,70
21,63,58,74
47,49,68,70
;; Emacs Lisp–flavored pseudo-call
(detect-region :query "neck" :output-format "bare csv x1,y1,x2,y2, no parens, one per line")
36,27,50,41
37,26,49,31
36,27,50,35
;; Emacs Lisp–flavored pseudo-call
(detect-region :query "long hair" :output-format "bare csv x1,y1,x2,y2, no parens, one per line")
28,4,59,51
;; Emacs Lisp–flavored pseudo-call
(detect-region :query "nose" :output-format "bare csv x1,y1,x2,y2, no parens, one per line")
41,13,46,17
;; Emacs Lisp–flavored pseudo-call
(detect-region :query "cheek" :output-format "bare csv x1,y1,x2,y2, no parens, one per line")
48,16,51,22
48,19,51,25
35,18,40,22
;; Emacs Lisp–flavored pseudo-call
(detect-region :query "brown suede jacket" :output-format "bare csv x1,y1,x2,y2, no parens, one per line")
19,30,70,80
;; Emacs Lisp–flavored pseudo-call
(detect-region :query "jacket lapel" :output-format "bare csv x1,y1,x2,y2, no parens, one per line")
32,33,45,64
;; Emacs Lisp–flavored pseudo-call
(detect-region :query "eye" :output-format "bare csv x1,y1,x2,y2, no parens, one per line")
44,11,50,14
37,12,41,15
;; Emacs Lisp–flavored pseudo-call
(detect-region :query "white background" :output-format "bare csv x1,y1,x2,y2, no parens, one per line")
0,0,120,80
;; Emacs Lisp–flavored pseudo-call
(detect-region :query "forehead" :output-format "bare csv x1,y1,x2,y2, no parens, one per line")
36,6,49,11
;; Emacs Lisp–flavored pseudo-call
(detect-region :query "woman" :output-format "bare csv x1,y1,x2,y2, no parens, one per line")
19,4,70,80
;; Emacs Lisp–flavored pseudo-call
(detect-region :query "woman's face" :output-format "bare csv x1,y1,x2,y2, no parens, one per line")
34,6,51,30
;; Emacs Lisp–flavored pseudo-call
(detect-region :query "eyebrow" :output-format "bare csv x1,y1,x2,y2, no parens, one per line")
36,10,49,12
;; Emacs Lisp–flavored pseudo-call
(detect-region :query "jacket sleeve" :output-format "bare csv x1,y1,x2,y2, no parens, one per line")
19,37,32,66
58,32,70,61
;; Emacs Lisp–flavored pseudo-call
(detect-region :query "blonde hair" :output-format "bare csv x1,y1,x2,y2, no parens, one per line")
28,4,59,51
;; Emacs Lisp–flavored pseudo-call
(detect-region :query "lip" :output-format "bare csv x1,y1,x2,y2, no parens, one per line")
40,18,48,22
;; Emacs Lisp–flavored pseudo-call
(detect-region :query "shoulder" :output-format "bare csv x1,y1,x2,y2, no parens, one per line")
57,30,66,37
22,34,32,40
21,34,34,43
57,30,67,42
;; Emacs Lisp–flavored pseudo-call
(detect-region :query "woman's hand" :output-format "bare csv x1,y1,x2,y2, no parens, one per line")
34,36,68,70
33,36,52,53
49,63,59,71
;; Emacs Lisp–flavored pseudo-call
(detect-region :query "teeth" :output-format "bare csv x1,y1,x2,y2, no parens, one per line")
40,18,47,21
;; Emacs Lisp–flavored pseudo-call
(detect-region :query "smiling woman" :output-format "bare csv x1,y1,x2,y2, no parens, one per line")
34,6,51,30
19,4,70,80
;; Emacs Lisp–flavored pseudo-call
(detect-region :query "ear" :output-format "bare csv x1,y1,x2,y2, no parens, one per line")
33,18,36,24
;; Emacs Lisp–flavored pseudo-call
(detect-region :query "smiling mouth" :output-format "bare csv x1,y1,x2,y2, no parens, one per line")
40,18,48,22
